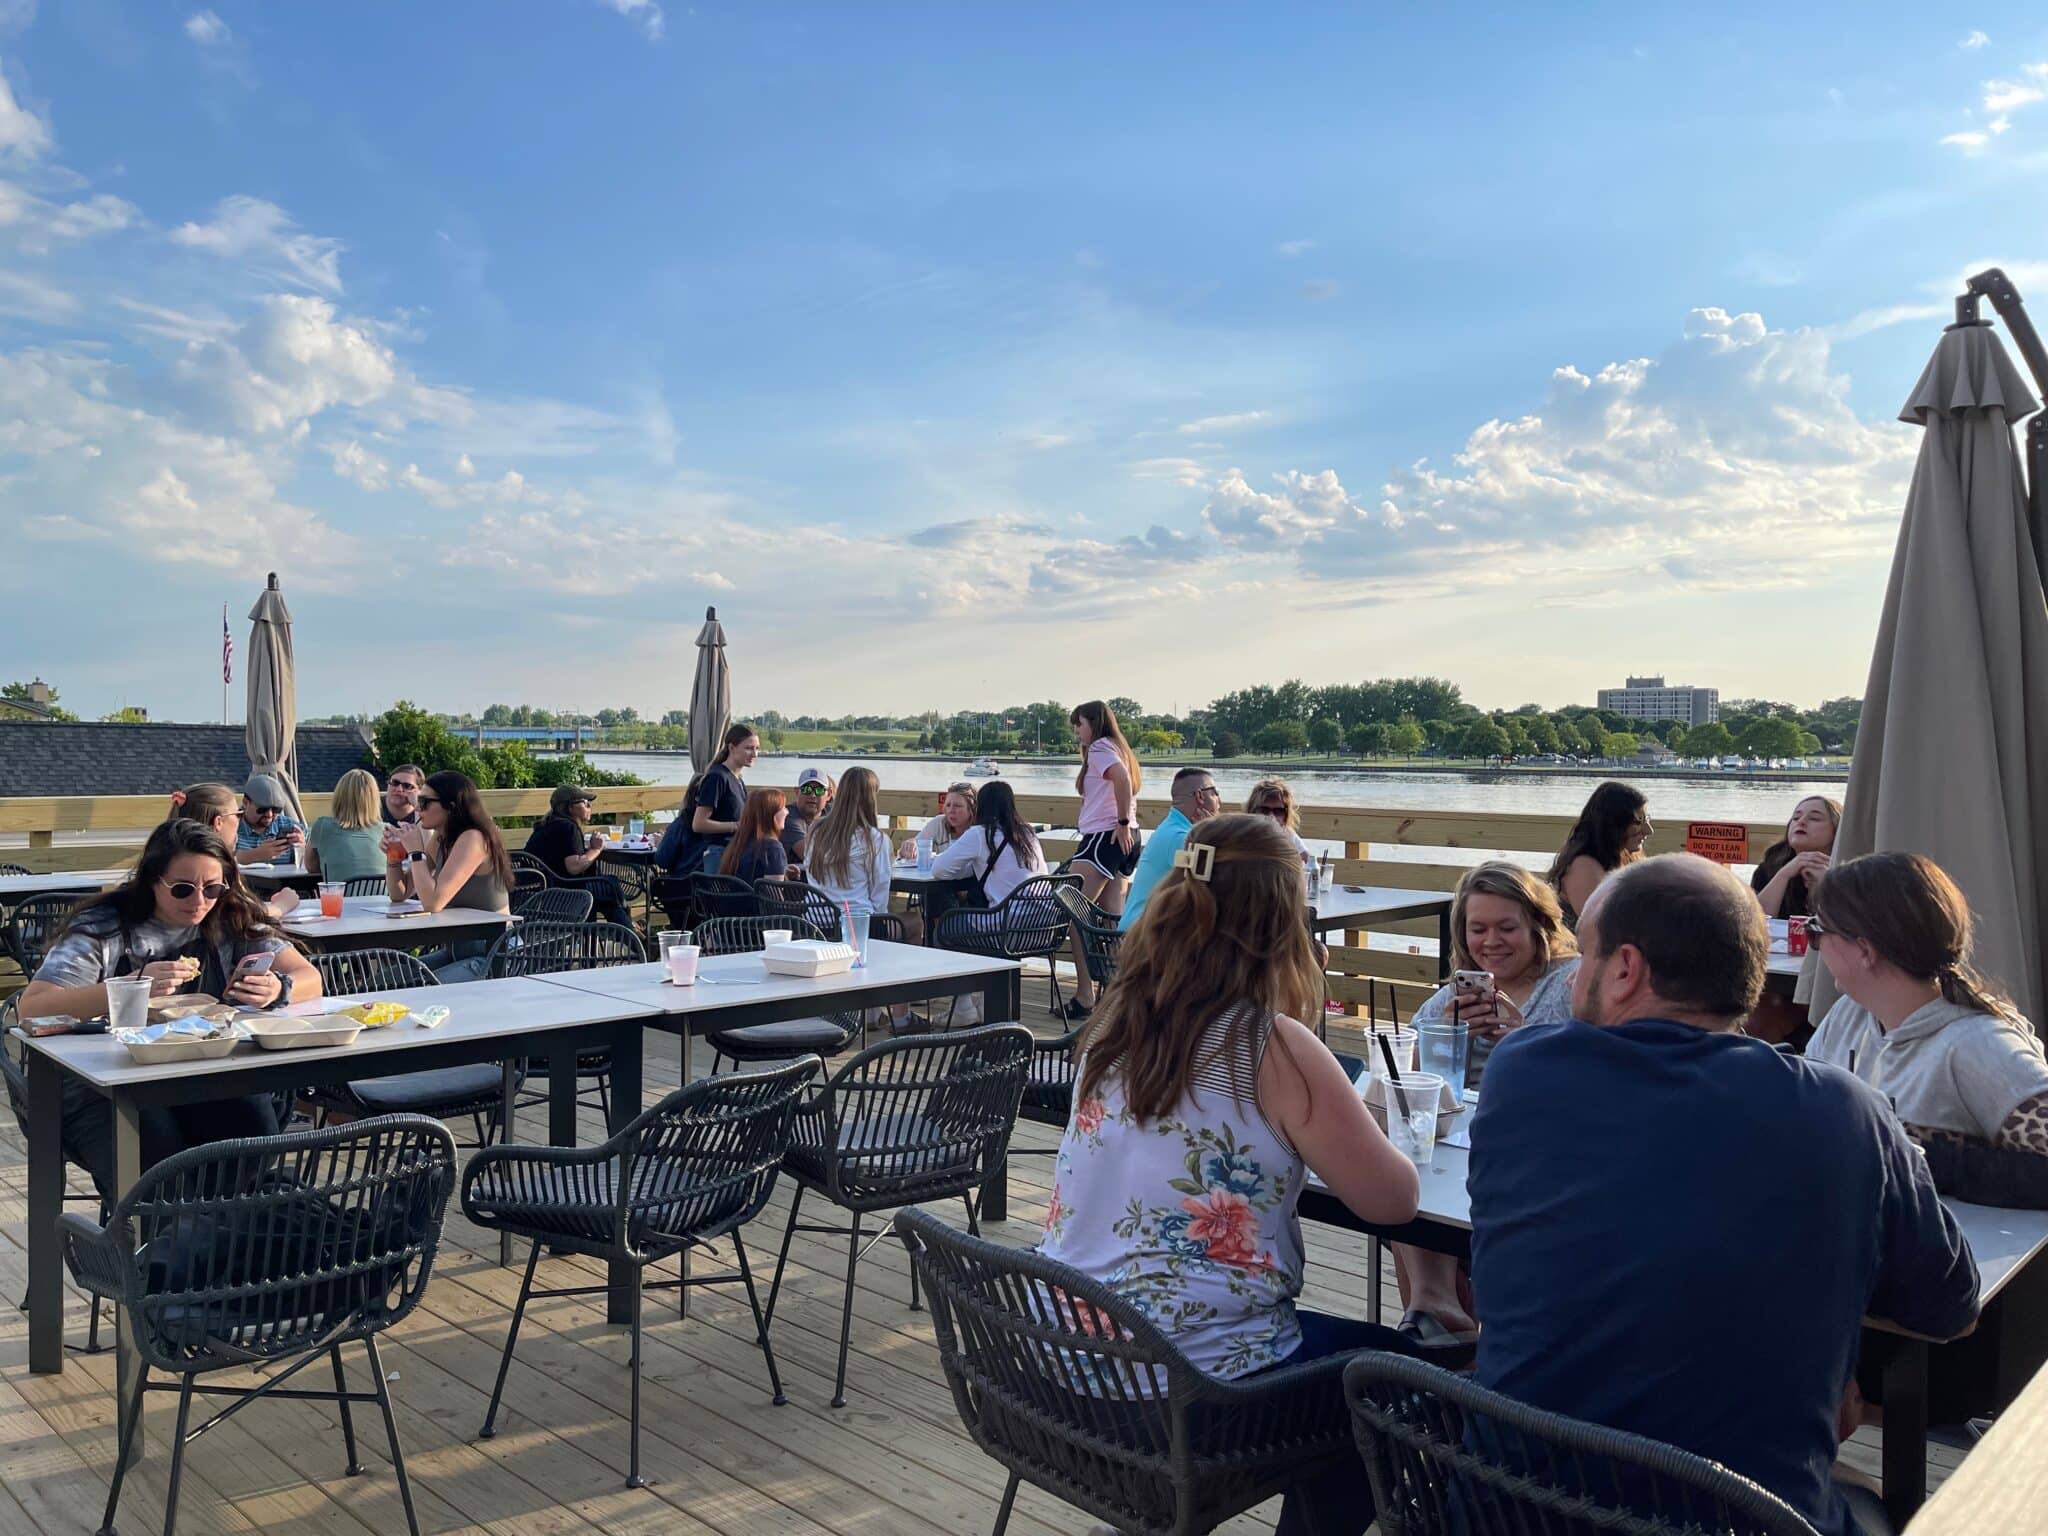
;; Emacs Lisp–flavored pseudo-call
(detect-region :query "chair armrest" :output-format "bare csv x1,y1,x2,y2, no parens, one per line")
58,1209,128,1302
461,1136,623,1211
1183,1345,1358,1455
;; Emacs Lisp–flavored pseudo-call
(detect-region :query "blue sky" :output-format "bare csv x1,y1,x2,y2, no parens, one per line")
5,3,2045,722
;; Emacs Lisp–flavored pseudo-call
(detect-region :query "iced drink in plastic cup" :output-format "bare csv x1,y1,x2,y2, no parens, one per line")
106,976,152,1031
666,944,700,986
1382,1070,1445,1166
318,882,344,919
1417,1022,1470,1104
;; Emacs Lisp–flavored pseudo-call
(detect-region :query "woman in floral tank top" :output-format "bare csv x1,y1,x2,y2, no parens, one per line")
1039,813,1422,1536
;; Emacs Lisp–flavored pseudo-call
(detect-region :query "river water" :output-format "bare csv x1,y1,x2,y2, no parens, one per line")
583,751,1840,855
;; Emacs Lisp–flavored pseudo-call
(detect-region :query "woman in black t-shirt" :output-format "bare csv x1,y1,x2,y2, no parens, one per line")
679,724,757,875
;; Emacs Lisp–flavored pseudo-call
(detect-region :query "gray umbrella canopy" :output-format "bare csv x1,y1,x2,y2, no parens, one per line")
1811,323,2048,1028
245,573,306,823
688,606,731,775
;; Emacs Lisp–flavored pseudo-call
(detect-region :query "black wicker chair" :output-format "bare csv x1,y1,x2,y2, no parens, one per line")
1344,1352,1824,1536
696,916,853,1071
693,872,766,921
596,852,649,913
342,874,393,897
462,1060,820,1488
1012,884,1127,1138
896,1205,1369,1536
763,1023,1033,1407
508,850,553,885
7,891,84,977
513,885,596,925
63,1116,457,1536
2,998,110,1353
304,950,522,1147
489,921,647,1119
753,876,910,945
929,875,1078,1020
510,864,550,907
0,861,30,876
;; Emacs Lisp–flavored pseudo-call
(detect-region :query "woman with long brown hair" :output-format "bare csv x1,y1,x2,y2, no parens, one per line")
387,770,513,980
719,788,790,884
1039,812,1420,1536
1063,699,1142,1018
21,818,322,1197
1750,795,1842,919
1809,852,2048,1153
662,723,759,875
1545,780,1650,928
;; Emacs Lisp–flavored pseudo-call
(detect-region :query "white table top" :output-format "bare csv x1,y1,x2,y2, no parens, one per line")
0,869,129,898
281,893,515,943
14,976,649,1093
1307,1141,2048,1309
533,938,1018,1015
1309,885,1453,931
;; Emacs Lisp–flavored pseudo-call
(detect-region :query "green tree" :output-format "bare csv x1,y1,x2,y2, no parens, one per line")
1134,728,1182,752
2,680,78,721
1213,729,1243,759
1348,721,1390,757
1252,720,1309,754
1461,720,1512,759
100,706,149,723
1795,730,1823,756
1387,721,1425,758
660,708,689,728
1678,722,1736,758
1106,696,1144,725
1736,717,1803,759
1308,717,1343,755
763,725,787,750
1606,731,1640,757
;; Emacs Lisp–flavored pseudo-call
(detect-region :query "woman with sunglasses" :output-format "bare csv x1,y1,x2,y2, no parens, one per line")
383,770,513,981
19,818,322,1198
166,782,300,920
1245,777,1311,853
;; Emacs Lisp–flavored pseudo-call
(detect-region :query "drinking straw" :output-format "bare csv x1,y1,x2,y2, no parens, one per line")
1377,1032,1413,1120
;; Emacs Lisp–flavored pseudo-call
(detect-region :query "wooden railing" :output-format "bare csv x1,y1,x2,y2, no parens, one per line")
3,786,1786,1013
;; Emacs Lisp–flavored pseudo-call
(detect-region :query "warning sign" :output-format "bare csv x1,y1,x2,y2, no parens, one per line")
1685,822,1749,865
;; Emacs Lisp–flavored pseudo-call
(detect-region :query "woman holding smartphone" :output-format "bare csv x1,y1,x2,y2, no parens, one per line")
20,818,321,1198
1395,861,1578,1355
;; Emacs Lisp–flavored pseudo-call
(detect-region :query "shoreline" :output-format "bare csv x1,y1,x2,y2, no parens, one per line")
571,746,1848,786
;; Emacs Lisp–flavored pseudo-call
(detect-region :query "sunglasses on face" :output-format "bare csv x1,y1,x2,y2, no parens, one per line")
159,878,229,901
417,794,443,807
799,784,828,795
1805,915,1843,941
247,805,278,819
1255,803,1289,818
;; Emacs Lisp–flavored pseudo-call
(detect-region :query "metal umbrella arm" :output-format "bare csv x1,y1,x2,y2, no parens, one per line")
1957,267,2048,586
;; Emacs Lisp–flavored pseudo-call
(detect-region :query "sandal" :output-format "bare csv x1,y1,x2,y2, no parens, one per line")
1062,997,1093,1021
1397,1308,1479,1368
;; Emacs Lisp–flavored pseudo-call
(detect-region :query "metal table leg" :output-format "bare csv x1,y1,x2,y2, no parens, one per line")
26,1053,65,1375
111,1092,144,1469
1881,1338,1929,1528
607,1025,644,1324
981,969,1022,1223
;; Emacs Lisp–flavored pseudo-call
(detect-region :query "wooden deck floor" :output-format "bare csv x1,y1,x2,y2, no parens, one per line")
0,973,1955,1536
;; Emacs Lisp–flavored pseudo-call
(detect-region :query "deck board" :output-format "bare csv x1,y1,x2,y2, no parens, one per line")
0,974,1953,1534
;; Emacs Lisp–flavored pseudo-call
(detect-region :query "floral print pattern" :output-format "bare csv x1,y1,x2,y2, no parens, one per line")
1038,1022,1306,1380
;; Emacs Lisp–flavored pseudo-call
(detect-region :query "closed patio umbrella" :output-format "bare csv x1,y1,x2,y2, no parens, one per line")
245,572,306,824
1810,313,2048,1029
688,606,731,775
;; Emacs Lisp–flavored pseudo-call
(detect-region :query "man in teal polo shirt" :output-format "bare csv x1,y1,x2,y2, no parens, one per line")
1119,767,1221,930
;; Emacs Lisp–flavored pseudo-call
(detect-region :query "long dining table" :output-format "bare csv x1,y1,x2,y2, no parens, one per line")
18,939,1021,1469
1300,1138,2048,1528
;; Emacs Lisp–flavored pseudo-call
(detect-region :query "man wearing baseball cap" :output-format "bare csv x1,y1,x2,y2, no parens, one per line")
525,784,629,924
235,773,307,865
781,767,833,864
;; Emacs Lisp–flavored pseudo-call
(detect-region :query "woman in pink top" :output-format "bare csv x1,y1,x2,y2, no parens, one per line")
1064,699,1143,1018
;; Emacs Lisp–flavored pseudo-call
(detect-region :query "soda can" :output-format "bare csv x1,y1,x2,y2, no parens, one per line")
1787,916,1809,956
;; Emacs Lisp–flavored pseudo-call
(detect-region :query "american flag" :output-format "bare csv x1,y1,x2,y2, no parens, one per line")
222,605,233,685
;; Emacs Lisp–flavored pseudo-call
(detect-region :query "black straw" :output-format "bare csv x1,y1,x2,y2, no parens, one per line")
1377,1032,1413,1120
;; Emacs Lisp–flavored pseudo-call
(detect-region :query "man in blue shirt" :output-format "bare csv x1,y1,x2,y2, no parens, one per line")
233,773,306,865
1469,855,1978,1536
1118,767,1221,930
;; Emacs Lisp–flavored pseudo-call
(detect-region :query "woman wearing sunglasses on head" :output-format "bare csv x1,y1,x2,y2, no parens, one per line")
19,818,322,1199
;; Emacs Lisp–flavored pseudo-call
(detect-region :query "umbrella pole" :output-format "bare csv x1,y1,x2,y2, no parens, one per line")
1960,268,2048,587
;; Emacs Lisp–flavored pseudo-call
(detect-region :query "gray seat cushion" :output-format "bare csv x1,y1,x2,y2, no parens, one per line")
706,1017,849,1058
346,1064,507,1116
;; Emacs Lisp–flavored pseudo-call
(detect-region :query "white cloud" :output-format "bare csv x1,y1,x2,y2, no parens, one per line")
0,64,51,158
1177,409,1271,435
1130,456,1209,488
171,196,344,294
1275,240,1315,257
1827,301,1946,341
327,438,389,490
1983,79,2045,114
1197,307,1914,594
0,266,73,319
1942,130,1991,152
0,182,139,252
595,0,663,40
1301,279,1340,302
455,452,475,476
1960,30,1989,49
183,10,228,44
176,294,398,433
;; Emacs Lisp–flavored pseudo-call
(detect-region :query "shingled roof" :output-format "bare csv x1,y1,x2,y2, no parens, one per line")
0,722,376,797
